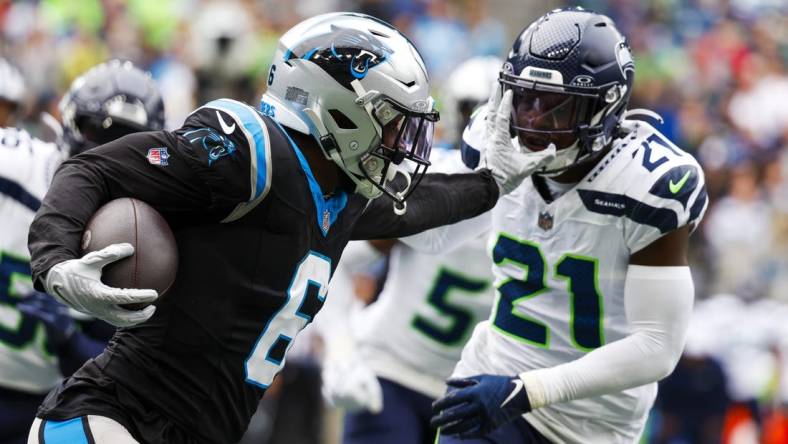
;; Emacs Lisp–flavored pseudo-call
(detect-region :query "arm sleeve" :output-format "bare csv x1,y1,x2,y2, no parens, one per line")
519,265,694,409
351,169,499,240
399,211,492,254
28,101,271,289
397,146,493,254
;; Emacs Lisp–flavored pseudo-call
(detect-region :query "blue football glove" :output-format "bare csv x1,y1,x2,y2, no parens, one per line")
17,291,76,346
430,375,531,438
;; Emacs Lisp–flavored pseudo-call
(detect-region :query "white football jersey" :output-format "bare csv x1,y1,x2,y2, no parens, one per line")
0,127,66,393
353,148,496,398
453,112,708,443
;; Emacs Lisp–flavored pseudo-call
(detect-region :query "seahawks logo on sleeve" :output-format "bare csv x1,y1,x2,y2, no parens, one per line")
647,164,708,229
578,121,708,252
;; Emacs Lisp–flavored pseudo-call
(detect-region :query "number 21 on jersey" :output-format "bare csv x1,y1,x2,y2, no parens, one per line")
245,252,330,388
492,233,605,351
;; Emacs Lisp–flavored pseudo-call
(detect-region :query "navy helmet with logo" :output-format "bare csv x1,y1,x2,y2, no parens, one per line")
501,7,634,175
60,60,165,156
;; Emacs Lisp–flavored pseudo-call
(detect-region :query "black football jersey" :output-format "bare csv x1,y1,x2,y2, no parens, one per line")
28,99,498,443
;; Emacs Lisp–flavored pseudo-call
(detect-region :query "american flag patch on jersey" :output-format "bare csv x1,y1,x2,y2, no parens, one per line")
146,147,170,166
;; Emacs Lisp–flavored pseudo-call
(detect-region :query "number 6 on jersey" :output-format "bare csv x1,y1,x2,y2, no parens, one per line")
245,252,330,388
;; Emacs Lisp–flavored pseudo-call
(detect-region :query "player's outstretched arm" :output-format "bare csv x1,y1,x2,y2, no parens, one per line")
432,227,695,438
353,87,560,241
399,211,492,255
351,169,499,240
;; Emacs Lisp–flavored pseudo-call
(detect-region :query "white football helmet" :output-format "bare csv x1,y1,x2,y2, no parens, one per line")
441,56,502,146
261,12,438,205
0,57,25,118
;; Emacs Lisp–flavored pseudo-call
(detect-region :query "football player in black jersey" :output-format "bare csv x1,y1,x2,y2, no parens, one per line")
0,60,164,444
26,13,554,444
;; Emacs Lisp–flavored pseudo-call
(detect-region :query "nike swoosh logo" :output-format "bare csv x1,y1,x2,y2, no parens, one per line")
669,171,692,194
216,111,236,135
51,283,70,304
500,379,524,408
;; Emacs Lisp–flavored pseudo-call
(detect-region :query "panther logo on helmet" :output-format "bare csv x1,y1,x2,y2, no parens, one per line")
286,26,393,86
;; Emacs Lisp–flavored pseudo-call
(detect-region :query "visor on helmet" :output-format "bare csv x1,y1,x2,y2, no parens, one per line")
501,72,606,151
358,96,438,204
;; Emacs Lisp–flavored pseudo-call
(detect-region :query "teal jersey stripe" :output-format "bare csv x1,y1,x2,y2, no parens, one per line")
272,120,348,236
204,99,270,201
43,418,89,444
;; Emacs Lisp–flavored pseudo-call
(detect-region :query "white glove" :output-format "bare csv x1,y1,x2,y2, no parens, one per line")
44,243,158,328
480,86,556,194
322,353,383,414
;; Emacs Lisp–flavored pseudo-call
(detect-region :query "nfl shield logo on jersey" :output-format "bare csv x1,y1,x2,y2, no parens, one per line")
146,147,170,166
538,211,553,231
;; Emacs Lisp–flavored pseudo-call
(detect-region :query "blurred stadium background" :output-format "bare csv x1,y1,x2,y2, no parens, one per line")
2,0,788,443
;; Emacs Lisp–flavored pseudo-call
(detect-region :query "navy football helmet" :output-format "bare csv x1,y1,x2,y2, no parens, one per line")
501,7,634,175
60,60,165,156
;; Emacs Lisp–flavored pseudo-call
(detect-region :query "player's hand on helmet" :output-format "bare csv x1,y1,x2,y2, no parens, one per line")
431,374,532,439
321,352,383,414
43,243,158,328
480,85,556,194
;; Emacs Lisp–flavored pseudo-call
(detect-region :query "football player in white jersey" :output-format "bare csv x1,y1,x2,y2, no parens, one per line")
0,57,26,127
321,57,502,444
0,60,164,444
426,8,709,444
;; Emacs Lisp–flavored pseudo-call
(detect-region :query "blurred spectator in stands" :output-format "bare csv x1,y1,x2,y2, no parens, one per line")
705,162,773,296
188,0,261,104
654,355,729,444
461,0,505,58
410,0,469,84
727,53,788,153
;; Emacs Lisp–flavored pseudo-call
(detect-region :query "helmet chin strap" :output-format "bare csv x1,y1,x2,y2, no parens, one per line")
534,141,610,177
387,163,412,215
540,143,579,177
518,141,581,177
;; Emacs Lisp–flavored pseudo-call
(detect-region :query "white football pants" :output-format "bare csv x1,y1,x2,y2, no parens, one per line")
28,416,139,444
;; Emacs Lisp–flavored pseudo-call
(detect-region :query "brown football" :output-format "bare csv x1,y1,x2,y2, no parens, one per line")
80,198,178,310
